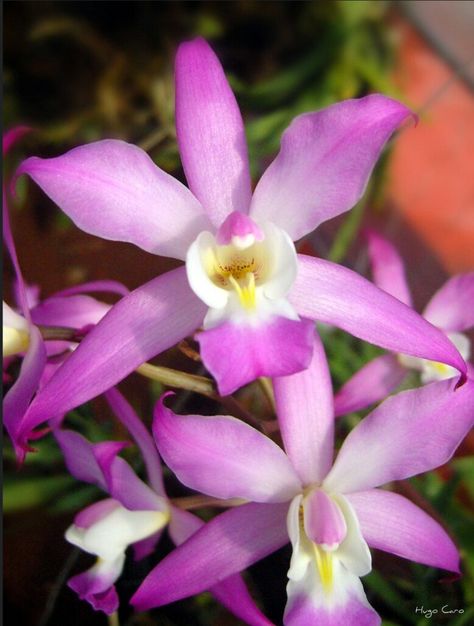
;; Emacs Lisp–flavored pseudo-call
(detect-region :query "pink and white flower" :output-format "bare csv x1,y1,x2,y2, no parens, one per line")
14,39,466,456
131,339,474,625
334,230,474,416
56,388,273,625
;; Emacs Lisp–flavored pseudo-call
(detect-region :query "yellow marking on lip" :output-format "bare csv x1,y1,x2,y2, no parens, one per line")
314,544,334,594
228,273,256,310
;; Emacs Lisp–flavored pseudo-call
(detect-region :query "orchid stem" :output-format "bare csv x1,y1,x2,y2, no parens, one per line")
171,495,246,510
258,377,276,412
136,362,215,396
108,612,120,626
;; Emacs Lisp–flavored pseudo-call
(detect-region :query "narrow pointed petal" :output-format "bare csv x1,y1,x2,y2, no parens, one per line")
154,395,301,502
17,140,211,260
131,502,289,611
55,429,126,490
104,388,165,496
347,489,460,572
290,255,467,380
175,38,252,226
250,95,411,241
30,294,110,329
15,268,206,450
198,316,315,396
366,230,412,306
3,326,46,461
273,332,334,485
334,354,407,417
423,272,474,332
169,508,274,626
324,378,474,494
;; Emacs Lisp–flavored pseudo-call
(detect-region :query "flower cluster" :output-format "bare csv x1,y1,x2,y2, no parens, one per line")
3,38,473,626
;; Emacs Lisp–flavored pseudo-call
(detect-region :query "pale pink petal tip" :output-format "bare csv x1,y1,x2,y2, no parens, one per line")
216,211,264,245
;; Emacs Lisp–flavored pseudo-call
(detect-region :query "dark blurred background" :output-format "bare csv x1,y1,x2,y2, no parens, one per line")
4,2,474,625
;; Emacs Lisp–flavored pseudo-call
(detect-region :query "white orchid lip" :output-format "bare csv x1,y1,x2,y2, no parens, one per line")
287,488,371,599
3,301,30,357
66,503,170,562
186,211,299,328
398,331,471,383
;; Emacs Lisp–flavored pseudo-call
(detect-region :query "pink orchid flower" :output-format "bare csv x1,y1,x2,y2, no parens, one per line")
14,38,466,457
55,388,273,625
3,128,129,460
131,338,474,625
334,230,474,417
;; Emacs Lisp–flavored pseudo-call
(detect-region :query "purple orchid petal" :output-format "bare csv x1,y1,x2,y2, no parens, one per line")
16,268,206,450
17,139,212,260
3,126,31,156
197,316,315,396
324,378,474,494
98,453,167,512
30,294,110,329
3,326,46,461
13,282,41,311
290,254,467,380
423,272,474,332
366,230,412,306
175,38,252,226
154,394,301,502
334,354,407,417
68,555,124,615
347,489,460,572
52,279,129,298
169,507,274,626
104,388,165,496
250,95,411,241
54,429,127,490
131,502,289,611
273,331,334,485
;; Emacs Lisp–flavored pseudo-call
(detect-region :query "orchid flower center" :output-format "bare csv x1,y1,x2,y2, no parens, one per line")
186,211,299,328
3,301,30,357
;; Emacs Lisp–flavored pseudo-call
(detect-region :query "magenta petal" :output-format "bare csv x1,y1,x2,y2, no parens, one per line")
250,95,411,241
273,331,334,485
17,139,211,260
366,230,412,306
175,38,252,226
154,395,301,502
104,388,165,496
68,566,120,615
334,354,407,417
3,326,46,461
55,429,127,490
423,272,474,332
347,490,460,572
291,254,467,380
30,294,110,329
16,268,206,445
131,502,289,611
169,508,274,626
3,126,31,156
324,378,474,494
99,454,166,512
198,316,315,396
